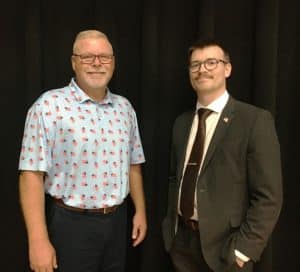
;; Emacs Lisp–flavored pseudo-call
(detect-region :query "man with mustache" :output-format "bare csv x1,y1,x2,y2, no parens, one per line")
19,30,147,272
162,39,282,272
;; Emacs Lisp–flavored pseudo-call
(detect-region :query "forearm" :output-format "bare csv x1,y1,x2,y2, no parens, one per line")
129,164,146,213
129,164,147,246
19,171,49,243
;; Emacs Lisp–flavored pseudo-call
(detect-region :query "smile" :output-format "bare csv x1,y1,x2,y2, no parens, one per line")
87,71,105,74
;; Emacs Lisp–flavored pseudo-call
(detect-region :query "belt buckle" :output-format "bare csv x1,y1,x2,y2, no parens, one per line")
103,207,108,214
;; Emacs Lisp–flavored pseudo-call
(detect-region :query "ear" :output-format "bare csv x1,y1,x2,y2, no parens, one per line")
224,62,232,78
71,56,76,71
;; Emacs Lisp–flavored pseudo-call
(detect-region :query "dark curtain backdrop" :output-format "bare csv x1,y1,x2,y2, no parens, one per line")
1,0,299,271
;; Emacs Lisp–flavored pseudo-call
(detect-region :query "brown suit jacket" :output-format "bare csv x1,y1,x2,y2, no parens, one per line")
162,97,282,272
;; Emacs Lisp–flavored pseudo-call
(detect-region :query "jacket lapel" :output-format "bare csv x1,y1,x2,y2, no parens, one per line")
200,97,236,176
176,112,194,182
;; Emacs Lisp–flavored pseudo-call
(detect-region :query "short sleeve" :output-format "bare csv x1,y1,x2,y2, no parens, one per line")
129,109,145,164
18,102,52,172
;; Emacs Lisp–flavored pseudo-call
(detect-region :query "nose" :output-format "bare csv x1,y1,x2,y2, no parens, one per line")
93,56,102,66
198,63,207,73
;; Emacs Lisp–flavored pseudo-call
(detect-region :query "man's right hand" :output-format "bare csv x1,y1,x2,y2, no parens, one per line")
29,239,57,272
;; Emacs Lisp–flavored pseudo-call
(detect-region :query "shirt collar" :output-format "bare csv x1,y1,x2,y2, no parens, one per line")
196,90,229,113
69,78,114,105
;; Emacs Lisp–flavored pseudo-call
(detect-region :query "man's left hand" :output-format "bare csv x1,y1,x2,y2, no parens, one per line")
132,211,147,247
236,257,245,268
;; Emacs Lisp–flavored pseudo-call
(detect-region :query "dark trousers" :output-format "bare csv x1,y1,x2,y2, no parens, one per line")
169,220,253,272
46,198,127,272
170,220,213,272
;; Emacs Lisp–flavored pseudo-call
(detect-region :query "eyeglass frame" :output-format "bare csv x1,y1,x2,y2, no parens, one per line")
189,58,228,73
72,53,114,64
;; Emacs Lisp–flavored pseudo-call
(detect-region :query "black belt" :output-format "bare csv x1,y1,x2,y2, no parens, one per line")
178,216,199,231
52,197,121,214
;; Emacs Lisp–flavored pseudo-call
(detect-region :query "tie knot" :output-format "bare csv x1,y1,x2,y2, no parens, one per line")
197,108,213,121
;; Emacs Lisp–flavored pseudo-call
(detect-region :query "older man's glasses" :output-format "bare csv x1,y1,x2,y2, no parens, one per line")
73,54,114,64
189,58,228,73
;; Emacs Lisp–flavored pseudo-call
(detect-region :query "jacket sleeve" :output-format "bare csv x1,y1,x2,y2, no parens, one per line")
235,110,283,261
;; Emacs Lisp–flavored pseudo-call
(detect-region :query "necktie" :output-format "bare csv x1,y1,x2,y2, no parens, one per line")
180,108,212,220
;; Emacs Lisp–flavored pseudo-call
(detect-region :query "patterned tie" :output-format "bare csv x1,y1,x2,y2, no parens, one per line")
180,108,212,220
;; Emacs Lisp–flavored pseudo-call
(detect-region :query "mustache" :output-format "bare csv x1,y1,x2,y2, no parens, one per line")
194,73,213,79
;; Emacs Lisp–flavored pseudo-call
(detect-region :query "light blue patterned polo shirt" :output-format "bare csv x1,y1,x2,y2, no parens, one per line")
19,78,145,208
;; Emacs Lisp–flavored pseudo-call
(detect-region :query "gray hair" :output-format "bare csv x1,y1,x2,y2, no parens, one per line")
73,30,111,53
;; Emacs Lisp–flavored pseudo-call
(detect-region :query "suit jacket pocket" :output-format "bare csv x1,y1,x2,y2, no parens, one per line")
220,232,237,265
220,215,243,266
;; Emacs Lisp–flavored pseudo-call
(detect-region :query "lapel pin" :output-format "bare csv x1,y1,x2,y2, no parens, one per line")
223,117,229,123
